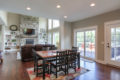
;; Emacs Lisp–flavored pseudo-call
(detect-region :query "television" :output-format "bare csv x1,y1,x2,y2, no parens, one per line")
23,28,35,35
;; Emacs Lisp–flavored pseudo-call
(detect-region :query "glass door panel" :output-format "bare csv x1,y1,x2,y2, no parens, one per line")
77,32,84,56
53,32,59,47
111,27,120,61
85,30,95,59
76,30,96,59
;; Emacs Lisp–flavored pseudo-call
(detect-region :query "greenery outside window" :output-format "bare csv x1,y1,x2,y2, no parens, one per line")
53,32,59,47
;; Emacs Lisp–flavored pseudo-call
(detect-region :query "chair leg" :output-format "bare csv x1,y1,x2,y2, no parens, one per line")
56,67,57,78
36,62,38,77
67,64,69,74
1,59,3,63
75,62,76,72
48,64,49,74
67,65,68,74
0,59,3,64
65,65,67,75
50,64,52,74
34,63,35,72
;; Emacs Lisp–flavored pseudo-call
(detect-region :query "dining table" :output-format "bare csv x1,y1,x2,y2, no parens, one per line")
36,50,80,80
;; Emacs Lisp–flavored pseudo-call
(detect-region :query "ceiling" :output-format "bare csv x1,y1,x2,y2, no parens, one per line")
0,0,120,22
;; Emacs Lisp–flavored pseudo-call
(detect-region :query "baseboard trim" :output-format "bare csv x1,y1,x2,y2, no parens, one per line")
95,60,106,65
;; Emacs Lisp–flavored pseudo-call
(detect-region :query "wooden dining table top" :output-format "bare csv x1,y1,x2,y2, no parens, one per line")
36,50,57,58
36,50,80,59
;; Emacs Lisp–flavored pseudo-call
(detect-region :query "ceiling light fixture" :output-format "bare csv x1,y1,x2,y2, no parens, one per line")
64,16,67,19
90,3,95,7
56,5,61,8
26,7,31,10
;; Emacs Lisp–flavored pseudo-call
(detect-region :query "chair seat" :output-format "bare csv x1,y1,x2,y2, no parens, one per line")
67,60,76,64
46,57,56,62
37,63,48,66
51,61,66,67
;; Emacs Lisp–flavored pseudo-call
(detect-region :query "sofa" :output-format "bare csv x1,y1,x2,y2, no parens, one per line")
21,44,56,62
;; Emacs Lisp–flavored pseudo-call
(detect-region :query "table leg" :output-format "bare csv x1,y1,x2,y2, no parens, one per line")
78,53,80,69
43,59,45,80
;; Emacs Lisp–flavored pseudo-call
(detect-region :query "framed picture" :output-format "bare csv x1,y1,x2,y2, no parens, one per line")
10,25,18,31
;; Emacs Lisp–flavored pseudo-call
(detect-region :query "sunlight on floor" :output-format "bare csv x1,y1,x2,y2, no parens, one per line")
80,59,95,70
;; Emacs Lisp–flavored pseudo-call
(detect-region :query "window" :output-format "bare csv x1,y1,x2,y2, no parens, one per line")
53,32,59,47
48,19,52,30
53,20,60,28
48,33,52,44
48,19,60,48
48,19,60,30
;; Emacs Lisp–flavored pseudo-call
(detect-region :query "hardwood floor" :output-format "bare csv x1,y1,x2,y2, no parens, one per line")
0,53,33,80
0,53,120,80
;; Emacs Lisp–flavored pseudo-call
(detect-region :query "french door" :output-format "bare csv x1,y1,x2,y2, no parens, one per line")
76,29,96,60
105,21,120,66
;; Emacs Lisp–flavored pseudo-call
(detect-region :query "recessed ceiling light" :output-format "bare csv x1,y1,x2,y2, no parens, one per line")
64,16,67,19
26,7,31,10
56,5,61,8
90,3,95,7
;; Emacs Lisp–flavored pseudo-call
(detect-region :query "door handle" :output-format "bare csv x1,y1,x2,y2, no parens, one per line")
107,43,110,48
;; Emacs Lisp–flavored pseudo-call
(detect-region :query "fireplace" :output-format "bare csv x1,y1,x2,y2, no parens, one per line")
26,39,34,44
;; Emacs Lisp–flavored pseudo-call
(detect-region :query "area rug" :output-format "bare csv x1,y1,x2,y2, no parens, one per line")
27,67,89,80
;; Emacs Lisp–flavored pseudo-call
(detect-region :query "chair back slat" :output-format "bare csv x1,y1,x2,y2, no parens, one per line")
56,51,67,65
67,50,77,64
72,47,78,52
32,49,37,62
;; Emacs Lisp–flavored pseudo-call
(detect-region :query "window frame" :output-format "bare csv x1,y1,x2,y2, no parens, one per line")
48,19,60,30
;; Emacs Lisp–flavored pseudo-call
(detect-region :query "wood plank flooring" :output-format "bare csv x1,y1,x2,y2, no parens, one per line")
0,53,120,80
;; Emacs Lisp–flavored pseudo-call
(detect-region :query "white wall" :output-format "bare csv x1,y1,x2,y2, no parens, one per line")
60,21,72,49
64,22,72,49
0,11,7,26
7,12,20,30
0,11,7,51
60,21,64,49
0,25,5,51
39,18,47,29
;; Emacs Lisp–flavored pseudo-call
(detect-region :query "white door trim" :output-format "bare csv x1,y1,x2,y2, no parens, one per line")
104,20,120,65
74,25,98,61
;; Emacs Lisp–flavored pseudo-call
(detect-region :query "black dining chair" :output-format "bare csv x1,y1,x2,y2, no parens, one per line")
67,50,77,74
32,49,49,76
50,50,67,78
72,47,78,52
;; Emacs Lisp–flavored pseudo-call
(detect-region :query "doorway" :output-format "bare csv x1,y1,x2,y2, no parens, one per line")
105,20,120,66
74,26,97,60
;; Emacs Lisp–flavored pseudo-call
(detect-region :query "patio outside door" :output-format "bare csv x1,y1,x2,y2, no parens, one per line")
76,29,96,60
105,21,120,66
